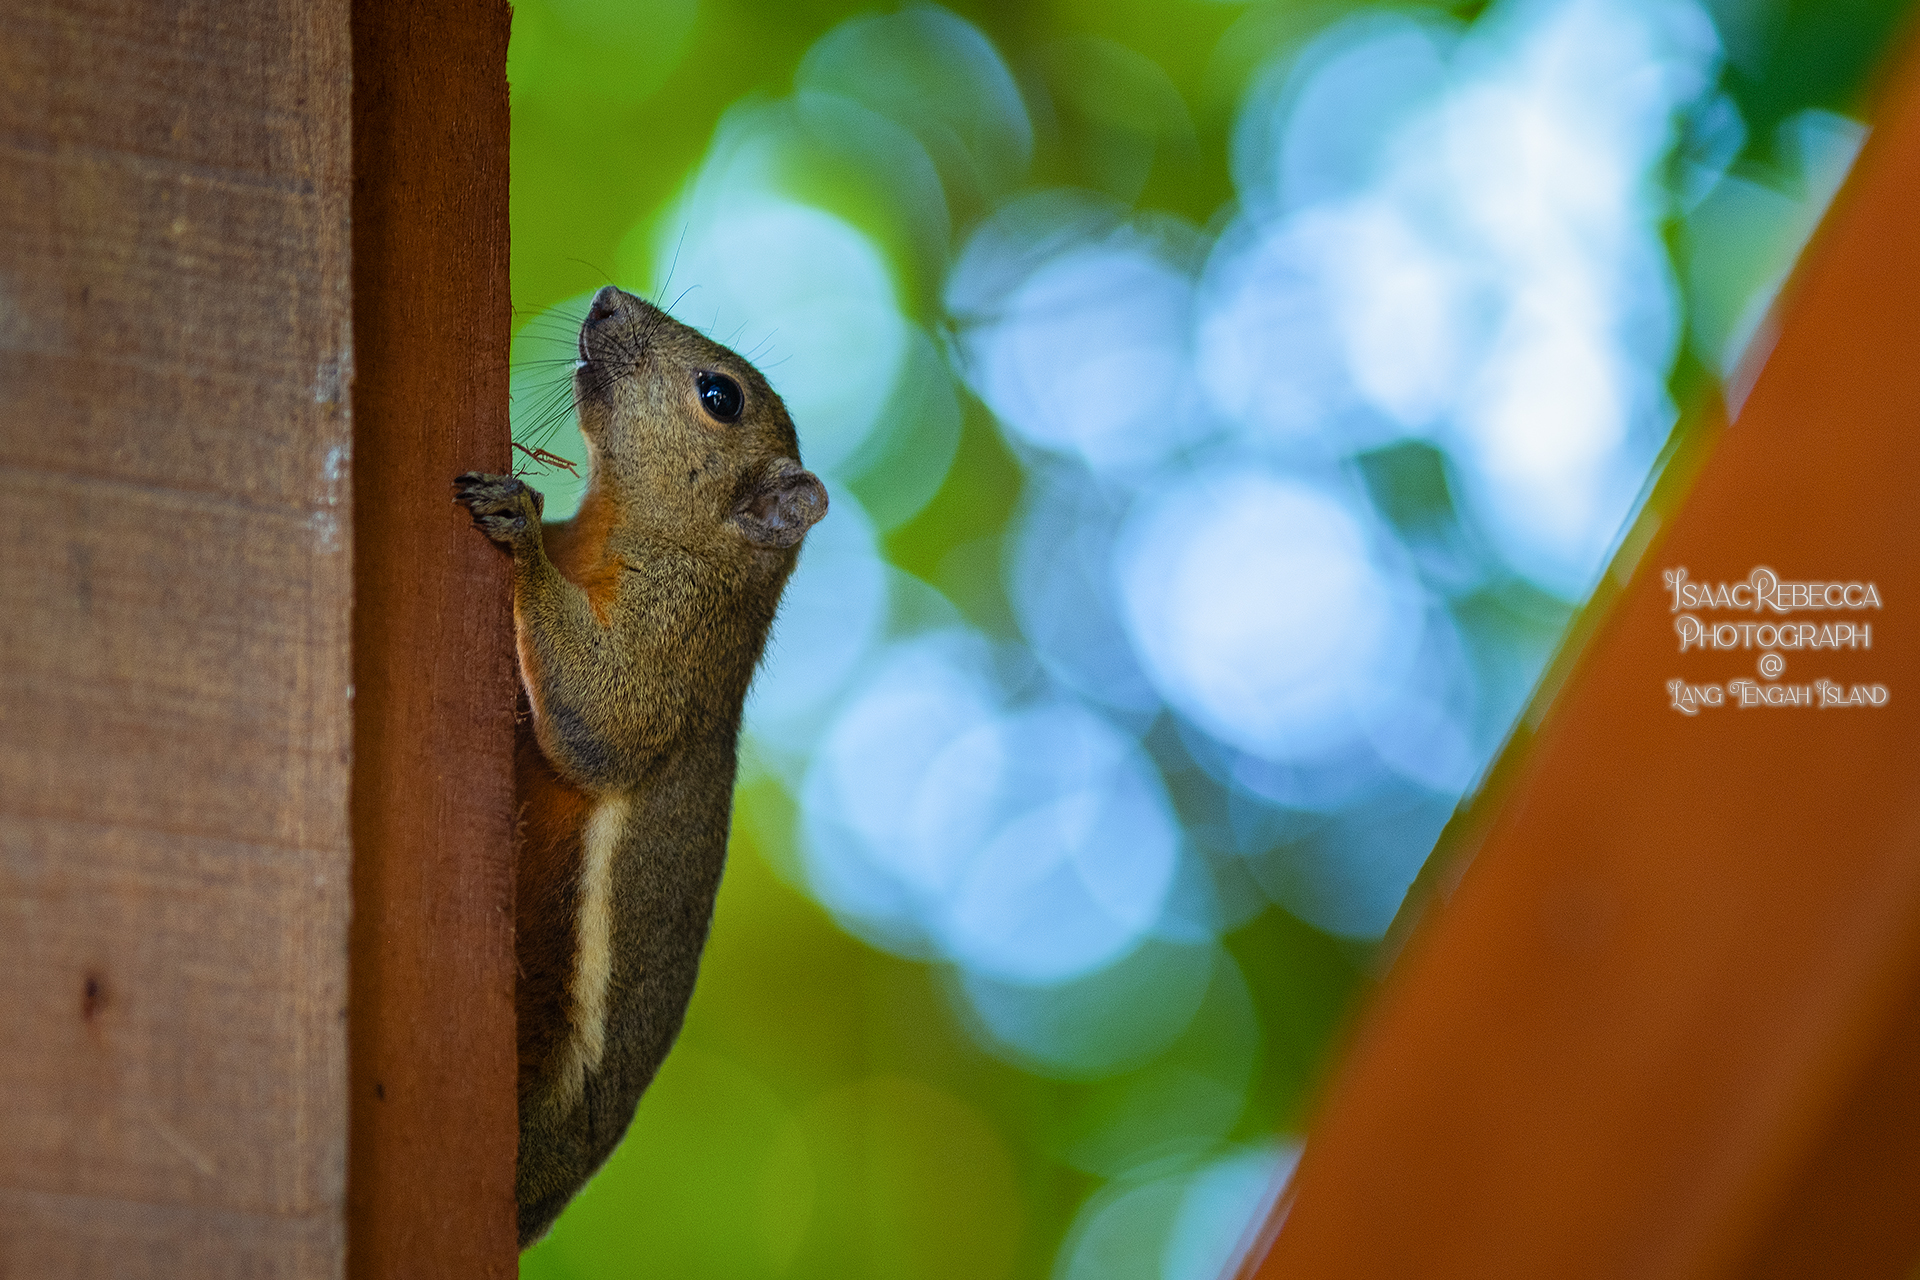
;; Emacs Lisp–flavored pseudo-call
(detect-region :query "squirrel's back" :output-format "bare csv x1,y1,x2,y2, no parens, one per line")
514,729,738,1241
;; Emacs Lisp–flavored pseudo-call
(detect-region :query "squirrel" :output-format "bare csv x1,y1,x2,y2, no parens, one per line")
454,285,827,1247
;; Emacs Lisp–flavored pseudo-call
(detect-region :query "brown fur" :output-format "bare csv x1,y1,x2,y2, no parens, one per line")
454,286,827,1247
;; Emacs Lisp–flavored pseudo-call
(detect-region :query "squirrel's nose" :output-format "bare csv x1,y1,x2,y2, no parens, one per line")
586,285,626,325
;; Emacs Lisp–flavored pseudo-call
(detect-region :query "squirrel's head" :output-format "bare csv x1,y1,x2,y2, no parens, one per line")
573,285,828,553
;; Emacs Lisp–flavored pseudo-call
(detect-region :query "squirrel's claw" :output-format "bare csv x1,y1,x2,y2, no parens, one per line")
454,471,544,549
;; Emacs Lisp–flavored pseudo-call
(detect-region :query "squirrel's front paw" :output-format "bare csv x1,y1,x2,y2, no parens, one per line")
454,472,545,549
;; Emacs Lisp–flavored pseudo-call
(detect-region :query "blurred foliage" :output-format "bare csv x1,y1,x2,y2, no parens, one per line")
1709,0,1915,159
509,0,1917,385
521,767,1362,1279
510,1,1915,1277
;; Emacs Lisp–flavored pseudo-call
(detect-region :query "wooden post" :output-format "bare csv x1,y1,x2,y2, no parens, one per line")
346,2,518,1276
0,3,355,1275
0,4,517,1275
1245,26,1920,1280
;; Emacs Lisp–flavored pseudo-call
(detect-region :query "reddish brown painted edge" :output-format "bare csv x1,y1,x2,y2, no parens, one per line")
347,3,518,1276
1246,25,1920,1280
1737,942,1920,1278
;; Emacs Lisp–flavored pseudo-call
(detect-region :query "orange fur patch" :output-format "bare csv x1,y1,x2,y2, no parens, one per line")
544,484,622,625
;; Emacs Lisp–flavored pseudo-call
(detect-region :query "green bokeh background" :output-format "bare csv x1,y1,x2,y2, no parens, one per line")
510,2,1916,1276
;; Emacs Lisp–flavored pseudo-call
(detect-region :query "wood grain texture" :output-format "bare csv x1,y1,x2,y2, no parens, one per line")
0,2,354,1276
345,1,518,1276
1247,25,1920,1280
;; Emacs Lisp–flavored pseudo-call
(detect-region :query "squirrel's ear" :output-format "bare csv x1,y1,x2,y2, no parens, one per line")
733,461,828,548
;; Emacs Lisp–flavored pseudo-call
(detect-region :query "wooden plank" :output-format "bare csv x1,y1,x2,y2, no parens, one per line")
344,2,518,1276
0,2,354,1276
1246,26,1920,1280
1734,954,1920,1278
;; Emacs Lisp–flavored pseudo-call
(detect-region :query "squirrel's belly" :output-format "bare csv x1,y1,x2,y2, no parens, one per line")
554,793,631,1108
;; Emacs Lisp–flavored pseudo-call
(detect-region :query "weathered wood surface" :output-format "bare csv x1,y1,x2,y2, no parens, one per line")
346,2,518,1276
0,2,355,1276
1248,25,1920,1280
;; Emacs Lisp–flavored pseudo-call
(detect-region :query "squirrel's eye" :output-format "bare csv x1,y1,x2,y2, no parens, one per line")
697,372,743,423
